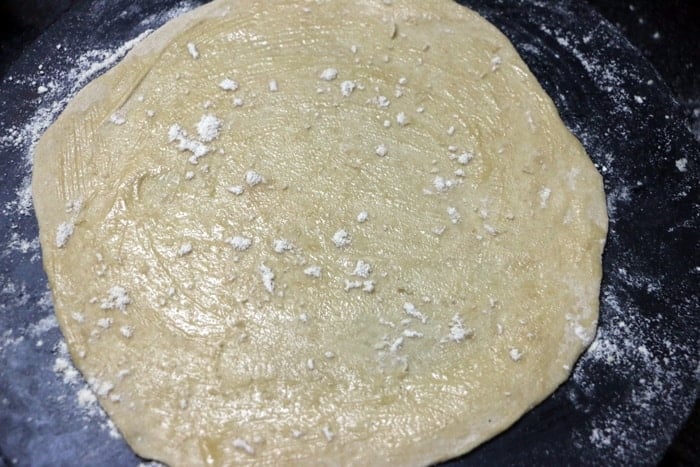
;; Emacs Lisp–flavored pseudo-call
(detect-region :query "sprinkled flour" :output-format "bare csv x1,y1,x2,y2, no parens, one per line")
340,80,356,97
319,68,338,81
0,3,199,461
227,235,252,251
196,114,222,142
510,4,700,464
331,229,350,248
218,78,239,91
245,170,264,186
55,221,74,248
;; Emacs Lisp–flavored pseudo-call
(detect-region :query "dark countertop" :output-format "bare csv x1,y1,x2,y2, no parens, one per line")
587,1,700,143
583,3,699,465
0,1,697,465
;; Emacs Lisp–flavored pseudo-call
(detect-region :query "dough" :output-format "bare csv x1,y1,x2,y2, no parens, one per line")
32,0,607,465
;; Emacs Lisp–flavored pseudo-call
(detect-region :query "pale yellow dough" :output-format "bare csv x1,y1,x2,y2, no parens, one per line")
33,0,607,465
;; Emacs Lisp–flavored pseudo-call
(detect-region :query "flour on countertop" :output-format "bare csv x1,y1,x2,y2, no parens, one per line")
529,12,699,464
0,2,200,458
675,158,688,172
27,314,58,337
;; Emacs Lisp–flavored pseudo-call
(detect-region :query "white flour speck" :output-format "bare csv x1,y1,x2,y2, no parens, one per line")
177,242,192,257
403,302,428,323
259,264,275,293
273,239,294,253
675,158,688,172
322,425,335,442
332,229,350,247
320,68,338,81
55,222,74,248
457,152,474,165
352,260,372,278
245,170,263,186
446,314,472,342
396,112,408,126
509,348,523,361
539,187,552,207
186,42,199,59
447,207,460,224
304,265,322,278
100,286,130,311
218,78,239,91
109,113,126,125
227,236,252,251
232,438,255,455
196,114,222,142
227,185,244,195
340,80,356,97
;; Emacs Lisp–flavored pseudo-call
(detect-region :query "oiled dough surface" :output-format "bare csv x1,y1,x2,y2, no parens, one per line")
33,0,607,465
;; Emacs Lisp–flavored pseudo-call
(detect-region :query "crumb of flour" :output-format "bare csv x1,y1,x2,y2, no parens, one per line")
675,158,688,172
196,114,222,142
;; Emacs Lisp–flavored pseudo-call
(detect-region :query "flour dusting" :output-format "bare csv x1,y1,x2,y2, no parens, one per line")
468,1,700,463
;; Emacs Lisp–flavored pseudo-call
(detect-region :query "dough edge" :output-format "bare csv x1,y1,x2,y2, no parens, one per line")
31,0,608,465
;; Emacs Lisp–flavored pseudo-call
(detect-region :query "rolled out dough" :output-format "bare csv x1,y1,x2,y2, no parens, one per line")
33,0,607,465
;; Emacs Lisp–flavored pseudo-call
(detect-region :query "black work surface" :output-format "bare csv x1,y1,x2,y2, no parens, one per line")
0,1,698,466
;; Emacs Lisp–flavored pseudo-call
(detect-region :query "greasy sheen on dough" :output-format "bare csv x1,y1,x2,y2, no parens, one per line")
33,0,608,465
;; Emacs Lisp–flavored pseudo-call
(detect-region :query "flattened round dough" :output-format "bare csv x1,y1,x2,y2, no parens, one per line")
33,0,607,465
